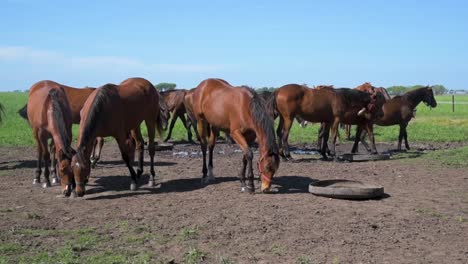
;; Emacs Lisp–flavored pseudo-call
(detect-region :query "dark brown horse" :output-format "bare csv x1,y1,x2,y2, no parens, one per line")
161,89,196,142
268,84,385,159
26,81,75,195
191,78,280,193
71,77,164,197
361,86,437,151
344,83,391,139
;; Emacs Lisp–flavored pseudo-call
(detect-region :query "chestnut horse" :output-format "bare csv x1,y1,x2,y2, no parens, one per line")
361,86,437,151
268,84,385,159
161,89,196,142
191,78,280,193
71,77,164,197
26,81,75,196
18,84,106,171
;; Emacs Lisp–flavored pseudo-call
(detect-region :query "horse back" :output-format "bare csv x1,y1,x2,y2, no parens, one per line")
27,81,72,133
193,79,253,131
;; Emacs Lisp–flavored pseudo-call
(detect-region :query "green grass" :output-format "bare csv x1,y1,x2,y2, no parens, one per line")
422,146,468,168
1,92,467,146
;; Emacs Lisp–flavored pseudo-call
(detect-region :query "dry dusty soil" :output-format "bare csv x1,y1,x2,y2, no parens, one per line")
0,141,467,263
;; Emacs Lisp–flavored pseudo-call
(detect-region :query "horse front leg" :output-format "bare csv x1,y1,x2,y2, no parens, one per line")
116,135,138,191
276,116,284,157
398,124,404,151
329,118,340,157
281,116,293,160
179,113,193,143
91,137,104,168
403,124,410,150
230,130,255,193
364,124,378,154
351,125,363,153
164,111,178,142
319,123,331,159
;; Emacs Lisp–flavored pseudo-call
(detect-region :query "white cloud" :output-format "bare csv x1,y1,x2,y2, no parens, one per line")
0,46,226,73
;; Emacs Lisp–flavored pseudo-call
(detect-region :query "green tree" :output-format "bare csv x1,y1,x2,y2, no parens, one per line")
431,84,447,95
154,82,176,91
386,85,408,95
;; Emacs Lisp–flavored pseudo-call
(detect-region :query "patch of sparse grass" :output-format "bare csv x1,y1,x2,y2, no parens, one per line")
270,244,284,256
415,208,445,218
456,216,467,223
179,226,199,241
25,212,41,220
297,255,314,264
220,256,235,264
0,243,23,255
422,146,468,168
183,247,206,264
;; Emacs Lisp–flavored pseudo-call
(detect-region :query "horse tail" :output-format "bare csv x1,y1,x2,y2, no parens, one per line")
265,90,278,120
18,104,28,120
155,93,168,136
48,89,73,158
183,93,197,129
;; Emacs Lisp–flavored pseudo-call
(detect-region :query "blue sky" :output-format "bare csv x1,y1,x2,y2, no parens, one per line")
1,0,467,91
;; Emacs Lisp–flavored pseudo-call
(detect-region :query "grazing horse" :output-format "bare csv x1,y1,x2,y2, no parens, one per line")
18,84,107,171
161,89,195,142
26,81,75,195
191,78,280,193
71,77,164,197
268,84,385,159
361,86,437,151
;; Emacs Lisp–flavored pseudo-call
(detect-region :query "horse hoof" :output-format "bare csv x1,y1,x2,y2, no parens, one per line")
51,177,60,185
136,170,143,178
33,179,40,185
147,180,154,187
42,182,51,188
241,186,254,193
130,183,137,191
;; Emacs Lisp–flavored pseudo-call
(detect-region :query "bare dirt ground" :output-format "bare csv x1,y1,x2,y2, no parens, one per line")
0,141,467,263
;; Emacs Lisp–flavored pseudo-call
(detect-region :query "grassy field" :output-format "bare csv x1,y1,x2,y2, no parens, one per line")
1,92,467,146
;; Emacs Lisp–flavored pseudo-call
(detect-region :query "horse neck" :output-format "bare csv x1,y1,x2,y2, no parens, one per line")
404,89,425,109
77,133,95,160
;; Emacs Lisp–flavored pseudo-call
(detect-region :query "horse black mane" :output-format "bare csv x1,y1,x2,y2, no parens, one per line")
244,87,278,154
79,84,118,149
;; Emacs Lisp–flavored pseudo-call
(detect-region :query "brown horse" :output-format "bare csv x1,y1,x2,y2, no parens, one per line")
161,89,195,142
18,84,106,171
343,83,391,139
361,86,437,151
71,77,164,197
191,78,280,193
26,81,75,195
268,84,385,159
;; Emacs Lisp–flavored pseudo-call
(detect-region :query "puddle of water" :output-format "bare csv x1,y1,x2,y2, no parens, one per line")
291,149,320,155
